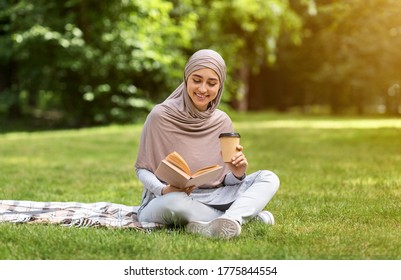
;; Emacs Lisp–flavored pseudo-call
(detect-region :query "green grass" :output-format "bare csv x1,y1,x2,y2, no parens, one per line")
1,113,401,259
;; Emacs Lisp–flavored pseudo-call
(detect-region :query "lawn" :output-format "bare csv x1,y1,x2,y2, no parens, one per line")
1,113,401,259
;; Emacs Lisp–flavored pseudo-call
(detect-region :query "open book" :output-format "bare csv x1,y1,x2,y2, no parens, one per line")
155,151,223,188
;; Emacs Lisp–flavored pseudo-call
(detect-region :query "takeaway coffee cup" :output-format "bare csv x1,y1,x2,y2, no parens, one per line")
219,132,241,162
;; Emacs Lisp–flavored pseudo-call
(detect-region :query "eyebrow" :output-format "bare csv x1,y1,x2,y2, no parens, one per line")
192,74,219,81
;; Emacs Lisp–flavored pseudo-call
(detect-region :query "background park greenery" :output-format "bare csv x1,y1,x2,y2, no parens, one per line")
1,0,401,260
1,0,401,128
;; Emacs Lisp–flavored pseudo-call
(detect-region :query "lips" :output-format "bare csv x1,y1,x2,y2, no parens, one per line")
195,92,208,100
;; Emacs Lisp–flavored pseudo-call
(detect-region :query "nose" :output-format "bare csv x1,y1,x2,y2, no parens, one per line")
199,83,207,93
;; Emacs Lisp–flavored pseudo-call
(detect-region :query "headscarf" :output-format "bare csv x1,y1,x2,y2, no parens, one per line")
135,49,233,187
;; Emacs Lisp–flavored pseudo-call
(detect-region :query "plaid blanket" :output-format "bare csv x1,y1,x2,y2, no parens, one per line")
0,200,163,231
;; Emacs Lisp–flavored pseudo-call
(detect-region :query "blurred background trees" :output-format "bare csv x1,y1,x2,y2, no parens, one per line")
1,0,400,128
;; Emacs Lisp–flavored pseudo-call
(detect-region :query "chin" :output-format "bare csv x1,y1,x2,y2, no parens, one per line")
193,101,208,111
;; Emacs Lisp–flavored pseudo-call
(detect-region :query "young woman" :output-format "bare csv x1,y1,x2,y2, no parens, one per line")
135,49,279,239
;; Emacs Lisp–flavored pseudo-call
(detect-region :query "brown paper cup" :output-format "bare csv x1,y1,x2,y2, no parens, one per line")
219,132,241,162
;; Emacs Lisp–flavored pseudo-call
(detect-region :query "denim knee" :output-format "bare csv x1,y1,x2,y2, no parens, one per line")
158,192,192,213
258,170,280,193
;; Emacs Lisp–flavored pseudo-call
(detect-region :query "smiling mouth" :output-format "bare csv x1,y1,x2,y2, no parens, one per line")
195,92,208,100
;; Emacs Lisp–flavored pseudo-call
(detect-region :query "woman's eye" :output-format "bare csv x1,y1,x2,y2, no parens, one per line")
193,79,201,83
208,83,217,87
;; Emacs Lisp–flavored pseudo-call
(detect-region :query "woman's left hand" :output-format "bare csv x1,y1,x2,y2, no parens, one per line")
228,145,248,178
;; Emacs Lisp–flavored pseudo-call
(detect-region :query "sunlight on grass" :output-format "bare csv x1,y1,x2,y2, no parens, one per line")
235,118,401,129
1,156,48,166
1,124,143,141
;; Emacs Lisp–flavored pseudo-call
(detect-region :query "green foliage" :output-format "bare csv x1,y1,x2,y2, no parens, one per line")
275,0,401,114
2,0,400,127
190,0,305,107
0,0,308,126
1,114,401,259
0,0,197,126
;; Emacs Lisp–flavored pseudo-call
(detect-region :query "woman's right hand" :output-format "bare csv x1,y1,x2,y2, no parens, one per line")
162,184,195,195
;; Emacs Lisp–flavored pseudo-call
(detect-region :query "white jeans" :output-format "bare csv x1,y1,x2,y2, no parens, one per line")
137,170,280,225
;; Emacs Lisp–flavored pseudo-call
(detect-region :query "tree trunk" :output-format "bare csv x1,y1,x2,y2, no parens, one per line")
237,63,250,112
329,84,341,115
1,61,22,119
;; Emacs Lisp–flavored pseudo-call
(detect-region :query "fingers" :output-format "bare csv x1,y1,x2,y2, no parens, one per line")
231,149,247,166
232,154,248,167
184,185,196,194
165,184,195,195
173,185,192,193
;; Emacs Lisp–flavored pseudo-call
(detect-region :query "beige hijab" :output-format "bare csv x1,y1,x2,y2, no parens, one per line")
135,49,233,187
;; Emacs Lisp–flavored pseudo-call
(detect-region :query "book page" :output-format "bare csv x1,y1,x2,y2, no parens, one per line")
155,160,191,188
186,165,223,187
166,151,191,175
156,152,222,188
192,165,221,176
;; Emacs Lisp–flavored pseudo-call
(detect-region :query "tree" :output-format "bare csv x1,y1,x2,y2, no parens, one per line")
0,0,197,127
190,0,314,111
270,0,401,115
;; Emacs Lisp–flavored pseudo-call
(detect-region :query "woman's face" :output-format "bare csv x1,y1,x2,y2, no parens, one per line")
186,68,220,111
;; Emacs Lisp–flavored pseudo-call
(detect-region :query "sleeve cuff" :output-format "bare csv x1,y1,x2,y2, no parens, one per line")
233,173,246,180
224,172,246,185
